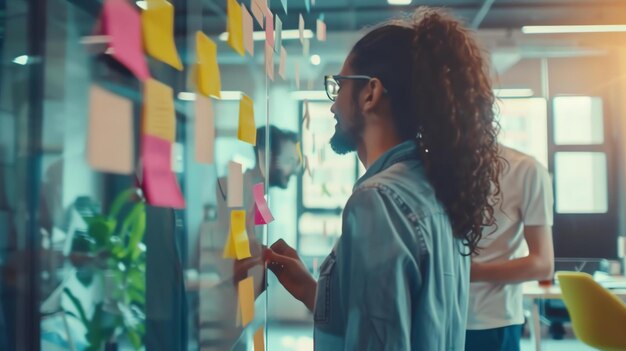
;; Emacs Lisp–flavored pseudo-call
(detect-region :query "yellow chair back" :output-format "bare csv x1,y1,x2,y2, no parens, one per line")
556,271,626,351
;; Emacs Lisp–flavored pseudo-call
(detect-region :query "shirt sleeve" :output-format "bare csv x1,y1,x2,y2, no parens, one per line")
521,158,554,226
336,187,421,351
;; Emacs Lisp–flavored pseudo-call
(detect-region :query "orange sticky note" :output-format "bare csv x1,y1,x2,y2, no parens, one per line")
195,95,215,164
242,4,254,56
141,0,182,70
254,326,265,351
251,0,265,28
265,43,274,81
142,78,176,142
101,0,150,80
227,0,245,56
316,19,326,41
238,276,255,326
238,94,256,145
196,32,222,99
88,85,134,174
279,46,287,80
228,161,243,208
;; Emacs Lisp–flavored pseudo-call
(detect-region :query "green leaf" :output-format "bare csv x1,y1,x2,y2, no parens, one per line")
63,288,89,326
128,209,146,260
127,328,142,350
108,188,136,220
88,216,115,248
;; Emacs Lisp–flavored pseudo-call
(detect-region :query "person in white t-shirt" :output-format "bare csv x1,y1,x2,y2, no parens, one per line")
466,145,555,351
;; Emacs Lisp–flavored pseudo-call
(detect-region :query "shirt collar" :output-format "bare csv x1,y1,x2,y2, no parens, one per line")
354,140,421,189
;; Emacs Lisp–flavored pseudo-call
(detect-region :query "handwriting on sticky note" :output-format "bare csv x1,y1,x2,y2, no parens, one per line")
231,210,252,259
101,0,150,80
141,0,182,70
242,4,254,56
253,183,274,225
227,0,245,56
228,161,243,207
143,78,176,142
88,85,134,175
254,326,265,351
238,94,256,145
265,43,274,81
239,276,255,326
279,46,287,80
141,135,186,208
195,95,215,164
196,32,222,98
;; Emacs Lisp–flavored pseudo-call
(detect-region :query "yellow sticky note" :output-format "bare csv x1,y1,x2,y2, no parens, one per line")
238,94,256,145
222,225,237,259
142,78,176,142
238,276,255,327
196,32,222,99
232,210,252,259
296,141,303,166
227,0,245,56
254,326,265,351
141,0,182,70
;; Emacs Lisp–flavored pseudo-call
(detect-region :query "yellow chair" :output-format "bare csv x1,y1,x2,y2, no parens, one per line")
556,271,626,351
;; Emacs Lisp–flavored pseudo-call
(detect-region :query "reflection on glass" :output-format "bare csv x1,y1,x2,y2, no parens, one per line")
298,213,341,256
555,152,608,213
553,96,604,145
496,98,548,168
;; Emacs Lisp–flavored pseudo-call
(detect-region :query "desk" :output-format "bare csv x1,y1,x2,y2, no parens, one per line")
523,282,626,351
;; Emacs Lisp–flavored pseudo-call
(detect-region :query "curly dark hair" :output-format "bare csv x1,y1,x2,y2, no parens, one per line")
349,7,502,255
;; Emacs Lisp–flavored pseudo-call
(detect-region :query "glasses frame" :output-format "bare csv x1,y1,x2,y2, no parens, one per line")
324,75,387,101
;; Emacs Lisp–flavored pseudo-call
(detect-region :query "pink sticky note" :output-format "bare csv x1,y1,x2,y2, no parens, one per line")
316,19,326,41
101,0,150,80
265,8,274,49
141,135,185,208
265,43,274,81
253,183,274,225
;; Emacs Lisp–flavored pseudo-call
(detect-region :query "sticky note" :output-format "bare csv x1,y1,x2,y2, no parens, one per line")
195,95,215,164
141,0,182,70
296,141,303,166
265,9,274,49
316,19,326,41
141,135,186,208
238,276,255,326
253,183,274,225
251,0,265,28
295,62,300,89
228,161,243,208
196,32,221,98
227,0,245,56
238,94,256,145
142,78,176,142
302,38,310,57
242,4,254,56
274,16,283,53
279,46,287,80
265,43,274,81
254,326,265,351
298,14,305,43
224,210,252,259
101,0,150,80
88,85,134,174
280,0,287,14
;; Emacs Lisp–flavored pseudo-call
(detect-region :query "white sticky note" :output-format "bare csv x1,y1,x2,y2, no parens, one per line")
316,19,326,41
298,14,304,44
279,46,287,80
228,161,243,208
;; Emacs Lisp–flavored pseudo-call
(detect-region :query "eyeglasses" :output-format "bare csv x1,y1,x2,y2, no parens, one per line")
324,75,387,101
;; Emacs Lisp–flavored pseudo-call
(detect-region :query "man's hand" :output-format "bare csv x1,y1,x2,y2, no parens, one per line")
264,239,317,312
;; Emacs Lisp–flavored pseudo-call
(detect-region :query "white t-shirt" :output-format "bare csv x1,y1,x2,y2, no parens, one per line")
467,145,554,330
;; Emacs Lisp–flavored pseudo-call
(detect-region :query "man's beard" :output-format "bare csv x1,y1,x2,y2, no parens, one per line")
330,114,363,155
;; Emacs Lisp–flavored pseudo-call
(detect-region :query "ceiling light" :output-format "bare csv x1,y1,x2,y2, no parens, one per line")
387,0,411,5
310,54,321,66
522,24,626,34
494,88,534,98
290,90,328,100
219,29,314,42
136,0,147,10
177,91,243,101
12,55,29,65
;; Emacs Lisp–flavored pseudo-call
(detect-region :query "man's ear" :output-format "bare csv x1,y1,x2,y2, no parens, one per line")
362,78,385,113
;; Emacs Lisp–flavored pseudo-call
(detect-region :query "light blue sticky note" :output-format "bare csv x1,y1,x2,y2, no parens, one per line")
274,16,283,53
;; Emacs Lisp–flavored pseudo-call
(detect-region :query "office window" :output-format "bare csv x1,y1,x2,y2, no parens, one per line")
553,96,604,145
554,152,608,213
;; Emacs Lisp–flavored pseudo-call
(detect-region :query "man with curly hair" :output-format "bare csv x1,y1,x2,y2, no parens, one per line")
264,7,502,350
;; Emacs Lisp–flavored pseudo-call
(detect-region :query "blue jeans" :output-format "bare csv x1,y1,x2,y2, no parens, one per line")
465,325,523,351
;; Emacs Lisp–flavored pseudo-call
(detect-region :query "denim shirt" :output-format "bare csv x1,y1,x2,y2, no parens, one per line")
313,141,470,351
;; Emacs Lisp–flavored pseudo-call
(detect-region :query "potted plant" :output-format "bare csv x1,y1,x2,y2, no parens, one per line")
64,188,147,351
